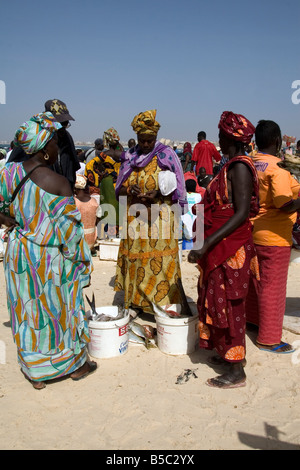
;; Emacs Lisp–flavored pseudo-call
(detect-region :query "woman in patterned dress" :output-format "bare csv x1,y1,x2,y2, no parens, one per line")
188,111,260,389
0,113,96,389
114,110,186,314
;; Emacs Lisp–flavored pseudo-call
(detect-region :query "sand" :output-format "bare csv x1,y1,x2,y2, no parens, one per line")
0,249,300,451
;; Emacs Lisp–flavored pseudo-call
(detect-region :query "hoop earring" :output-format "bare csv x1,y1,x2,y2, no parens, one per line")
44,152,50,161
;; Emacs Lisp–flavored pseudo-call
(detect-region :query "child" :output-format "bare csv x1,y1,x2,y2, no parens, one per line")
181,179,203,246
74,175,101,254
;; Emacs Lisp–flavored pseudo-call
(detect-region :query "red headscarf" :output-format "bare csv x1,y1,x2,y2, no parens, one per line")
218,111,255,144
183,142,192,154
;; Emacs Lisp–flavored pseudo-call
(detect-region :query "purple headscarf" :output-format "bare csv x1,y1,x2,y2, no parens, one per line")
115,141,187,206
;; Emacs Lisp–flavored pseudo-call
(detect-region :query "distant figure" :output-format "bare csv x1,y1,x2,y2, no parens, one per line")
182,142,193,172
197,167,213,188
0,149,6,170
184,170,206,197
44,99,80,189
5,142,14,162
181,179,202,242
76,150,86,176
85,138,104,164
128,138,136,149
84,127,122,202
74,175,101,253
192,131,221,175
7,99,80,187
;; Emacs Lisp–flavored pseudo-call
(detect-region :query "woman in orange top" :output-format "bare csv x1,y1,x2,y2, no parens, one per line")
246,120,300,353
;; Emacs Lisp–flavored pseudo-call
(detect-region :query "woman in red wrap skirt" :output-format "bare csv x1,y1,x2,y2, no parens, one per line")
188,111,260,389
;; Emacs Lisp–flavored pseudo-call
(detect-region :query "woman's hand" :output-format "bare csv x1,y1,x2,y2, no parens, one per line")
187,239,209,263
138,190,159,204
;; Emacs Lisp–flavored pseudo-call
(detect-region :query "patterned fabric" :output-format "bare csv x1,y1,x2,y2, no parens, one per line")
84,152,121,194
14,112,62,154
103,127,120,148
245,245,291,345
131,109,161,136
115,141,187,207
218,111,255,144
0,163,92,382
114,156,181,313
196,156,260,362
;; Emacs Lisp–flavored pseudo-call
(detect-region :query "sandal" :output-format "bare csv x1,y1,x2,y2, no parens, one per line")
256,341,295,354
206,377,246,389
21,370,46,390
70,361,97,381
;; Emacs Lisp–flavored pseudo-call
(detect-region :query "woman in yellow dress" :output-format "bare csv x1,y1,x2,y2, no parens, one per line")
114,110,186,314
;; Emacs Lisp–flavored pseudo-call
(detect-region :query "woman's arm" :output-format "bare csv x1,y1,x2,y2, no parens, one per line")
188,162,253,262
279,198,300,213
182,153,191,173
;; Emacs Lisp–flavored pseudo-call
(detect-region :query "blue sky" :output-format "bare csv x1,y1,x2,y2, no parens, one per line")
0,0,300,144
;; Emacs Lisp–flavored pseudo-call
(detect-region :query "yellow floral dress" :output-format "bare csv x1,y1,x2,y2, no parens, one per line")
114,156,181,313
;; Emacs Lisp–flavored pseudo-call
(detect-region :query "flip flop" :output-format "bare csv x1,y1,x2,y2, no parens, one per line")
206,377,246,389
257,342,295,354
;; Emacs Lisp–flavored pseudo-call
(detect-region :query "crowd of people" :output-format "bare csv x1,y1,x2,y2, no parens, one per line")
0,100,299,391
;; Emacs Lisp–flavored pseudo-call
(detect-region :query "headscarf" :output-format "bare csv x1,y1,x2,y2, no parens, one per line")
131,110,161,136
14,112,62,154
183,142,192,155
103,127,120,148
75,174,87,189
218,111,255,144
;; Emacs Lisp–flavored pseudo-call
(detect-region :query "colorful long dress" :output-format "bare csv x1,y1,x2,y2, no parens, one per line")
114,156,182,313
0,163,93,382
196,156,260,362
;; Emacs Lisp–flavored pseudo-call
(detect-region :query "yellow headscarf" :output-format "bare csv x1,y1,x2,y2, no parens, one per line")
103,127,120,148
131,109,160,136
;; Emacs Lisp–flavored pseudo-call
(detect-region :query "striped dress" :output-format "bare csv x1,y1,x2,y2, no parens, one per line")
0,163,93,382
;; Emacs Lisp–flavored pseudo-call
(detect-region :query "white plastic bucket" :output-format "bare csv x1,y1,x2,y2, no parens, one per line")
155,305,199,355
87,306,130,359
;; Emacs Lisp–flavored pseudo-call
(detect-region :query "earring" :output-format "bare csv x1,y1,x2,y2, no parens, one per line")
44,152,50,161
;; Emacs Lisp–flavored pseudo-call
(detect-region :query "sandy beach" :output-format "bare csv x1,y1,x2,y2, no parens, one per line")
0,248,300,451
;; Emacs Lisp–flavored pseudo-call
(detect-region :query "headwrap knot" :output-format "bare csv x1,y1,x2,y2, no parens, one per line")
218,111,255,144
131,110,160,136
14,112,62,154
103,127,120,148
